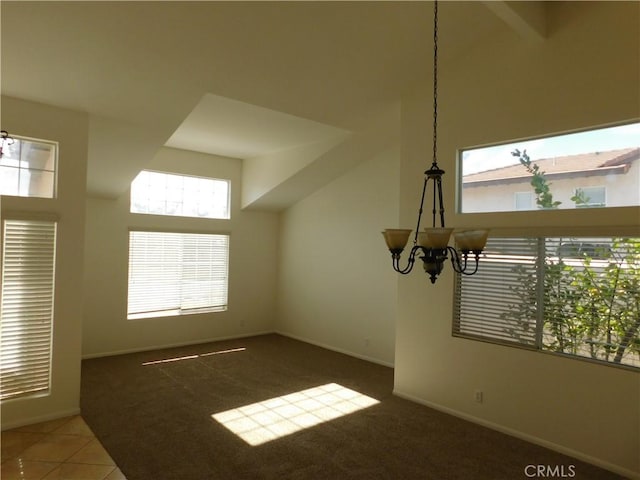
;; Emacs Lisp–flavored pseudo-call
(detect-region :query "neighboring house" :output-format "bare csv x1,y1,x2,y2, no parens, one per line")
462,147,640,212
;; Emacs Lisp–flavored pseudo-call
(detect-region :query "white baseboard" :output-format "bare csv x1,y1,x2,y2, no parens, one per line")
275,330,394,368
81,330,275,359
1,407,81,431
393,389,639,480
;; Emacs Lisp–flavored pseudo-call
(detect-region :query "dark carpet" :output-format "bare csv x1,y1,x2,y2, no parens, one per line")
80,334,624,479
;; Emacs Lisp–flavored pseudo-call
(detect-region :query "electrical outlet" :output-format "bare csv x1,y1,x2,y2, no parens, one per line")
474,390,483,403
364,338,370,347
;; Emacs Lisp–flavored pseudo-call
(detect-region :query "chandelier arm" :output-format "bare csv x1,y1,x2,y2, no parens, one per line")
447,247,482,275
413,177,429,245
446,246,466,273
459,255,481,276
436,176,445,227
391,246,422,275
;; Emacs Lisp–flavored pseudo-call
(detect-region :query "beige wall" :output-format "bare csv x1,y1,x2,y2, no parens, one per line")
82,147,279,357
395,2,639,477
276,146,400,366
1,96,88,428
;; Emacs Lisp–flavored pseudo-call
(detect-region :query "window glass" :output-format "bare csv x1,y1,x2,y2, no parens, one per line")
1,219,56,400
130,170,230,219
454,236,640,370
574,186,606,208
128,231,229,319
460,122,639,213
0,136,57,198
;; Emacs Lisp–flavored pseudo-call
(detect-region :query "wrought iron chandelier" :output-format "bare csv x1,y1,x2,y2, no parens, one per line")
382,0,489,284
0,130,14,158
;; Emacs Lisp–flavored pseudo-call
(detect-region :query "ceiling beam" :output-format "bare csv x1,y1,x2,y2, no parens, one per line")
483,1,547,43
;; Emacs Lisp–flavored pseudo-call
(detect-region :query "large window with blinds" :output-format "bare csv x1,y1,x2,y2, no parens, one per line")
454,237,640,369
1,219,57,401
127,231,229,319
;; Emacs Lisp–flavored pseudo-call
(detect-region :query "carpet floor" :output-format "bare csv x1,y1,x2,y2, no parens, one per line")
80,334,624,480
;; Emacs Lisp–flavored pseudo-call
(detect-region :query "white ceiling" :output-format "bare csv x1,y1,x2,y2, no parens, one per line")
0,1,522,205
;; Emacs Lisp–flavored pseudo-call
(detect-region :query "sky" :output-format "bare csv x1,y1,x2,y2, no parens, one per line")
461,122,640,175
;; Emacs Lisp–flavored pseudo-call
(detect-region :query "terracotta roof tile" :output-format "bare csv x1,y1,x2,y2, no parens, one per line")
463,147,639,183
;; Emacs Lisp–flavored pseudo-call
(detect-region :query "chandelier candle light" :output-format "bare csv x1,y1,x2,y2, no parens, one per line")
382,0,489,284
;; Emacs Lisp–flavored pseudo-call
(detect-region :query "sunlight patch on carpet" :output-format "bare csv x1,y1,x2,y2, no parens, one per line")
142,347,246,365
211,383,379,446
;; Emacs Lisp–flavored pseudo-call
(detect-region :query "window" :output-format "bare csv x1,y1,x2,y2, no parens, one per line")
514,192,534,211
127,231,229,319
454,237,640,369
130,170,230,219
0,136,57,198
1,219,57,401
574,186,606,208
460,122,639,213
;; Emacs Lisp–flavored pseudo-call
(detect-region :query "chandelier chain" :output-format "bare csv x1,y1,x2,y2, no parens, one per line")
432,0,438,168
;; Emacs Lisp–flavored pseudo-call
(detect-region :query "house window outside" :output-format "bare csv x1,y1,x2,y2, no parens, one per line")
1,219,57,401
574,186,606,208
127,231,229,319
459,122,639,213
454,236,640,370
130,170,230,219
0,136,57,198
514,192,534,210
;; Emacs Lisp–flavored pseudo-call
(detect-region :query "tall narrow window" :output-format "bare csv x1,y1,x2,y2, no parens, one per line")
1,219,57,401
127,231,229,319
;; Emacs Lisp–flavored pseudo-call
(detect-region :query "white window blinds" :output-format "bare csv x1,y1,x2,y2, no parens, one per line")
127,231,229,319
454,236,640,369
1,219,56,401
454,237,539,347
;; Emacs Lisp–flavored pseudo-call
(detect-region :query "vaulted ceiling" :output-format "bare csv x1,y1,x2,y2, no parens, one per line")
1,1,547,208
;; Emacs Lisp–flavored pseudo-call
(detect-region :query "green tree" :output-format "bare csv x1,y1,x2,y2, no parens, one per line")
511,149,561,209
499,150,640,366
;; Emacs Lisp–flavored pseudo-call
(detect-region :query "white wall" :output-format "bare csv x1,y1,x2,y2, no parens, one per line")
395,2,639,477
82,147,279,357
276,146,400,366
1,96,88,428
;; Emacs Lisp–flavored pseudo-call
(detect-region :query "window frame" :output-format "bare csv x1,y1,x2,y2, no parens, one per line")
127,229,230,320
457,121,640,214
453,235,640,371
0,134,58,199
1,218,57,401
130,170,231,220
574,185,606,208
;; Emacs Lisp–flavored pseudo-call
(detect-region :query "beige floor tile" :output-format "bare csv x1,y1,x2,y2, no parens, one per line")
104,468,127,480
67,438,115,465
42,463,116,480
2,415,127,479
20,434,93,463
52,417,95,437
1,431,46,460
15,418,73,434
0,458,59,480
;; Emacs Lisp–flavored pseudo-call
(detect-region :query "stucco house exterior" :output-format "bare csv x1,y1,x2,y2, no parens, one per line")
461,147,640,212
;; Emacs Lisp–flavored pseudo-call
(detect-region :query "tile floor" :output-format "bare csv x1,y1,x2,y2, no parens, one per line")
1,415,126,480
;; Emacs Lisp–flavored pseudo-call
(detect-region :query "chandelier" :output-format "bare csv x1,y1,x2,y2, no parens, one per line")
382,0,489,284
0,130,14,158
